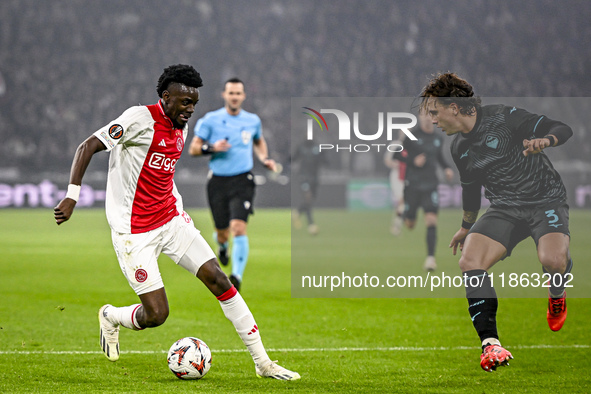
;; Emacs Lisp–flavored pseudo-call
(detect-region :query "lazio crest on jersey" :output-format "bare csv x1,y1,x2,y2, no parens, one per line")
485,135,499,149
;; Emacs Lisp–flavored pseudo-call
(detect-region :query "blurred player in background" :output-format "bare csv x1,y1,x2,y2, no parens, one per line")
393,113,454,271
189,78,277,292
292,137,326,235
383,133,407,236
421,72,573,372
54,65,299,380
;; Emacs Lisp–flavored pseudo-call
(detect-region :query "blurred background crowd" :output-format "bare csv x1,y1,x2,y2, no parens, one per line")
0,0,589,183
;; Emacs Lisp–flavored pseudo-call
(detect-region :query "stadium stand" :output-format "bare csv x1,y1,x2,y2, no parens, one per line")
0,0,589,180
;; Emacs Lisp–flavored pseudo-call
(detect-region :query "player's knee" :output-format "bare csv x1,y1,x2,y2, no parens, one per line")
230,220,247,236
425,213,438,227
405,220,415,229
458,254,481,272
538,251,568,273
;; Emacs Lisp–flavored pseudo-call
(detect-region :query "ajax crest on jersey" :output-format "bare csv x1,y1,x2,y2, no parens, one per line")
167,337,212,380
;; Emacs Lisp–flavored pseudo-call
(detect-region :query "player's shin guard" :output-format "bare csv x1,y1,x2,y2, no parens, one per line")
104,304,143,330
464,269,499,344
231,235,249,279
545,258,573,298
426,225,436,256
217,286,270,367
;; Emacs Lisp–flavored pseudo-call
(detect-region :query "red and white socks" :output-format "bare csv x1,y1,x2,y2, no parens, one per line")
103,304,143,330
217,286,271,368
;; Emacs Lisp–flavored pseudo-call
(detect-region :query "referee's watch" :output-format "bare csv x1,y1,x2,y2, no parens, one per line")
201,143,214,155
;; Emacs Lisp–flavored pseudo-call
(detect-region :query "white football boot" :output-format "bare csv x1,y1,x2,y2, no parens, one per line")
256,360,301,380
423,256,437,272
98,304,120,361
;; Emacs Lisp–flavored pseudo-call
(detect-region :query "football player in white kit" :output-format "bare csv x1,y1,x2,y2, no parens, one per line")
53,64,299,381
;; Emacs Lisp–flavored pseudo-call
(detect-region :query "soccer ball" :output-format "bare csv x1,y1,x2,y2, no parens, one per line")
167,337,212,380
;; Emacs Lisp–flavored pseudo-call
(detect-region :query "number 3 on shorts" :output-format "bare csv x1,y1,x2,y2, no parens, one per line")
544,209,562,228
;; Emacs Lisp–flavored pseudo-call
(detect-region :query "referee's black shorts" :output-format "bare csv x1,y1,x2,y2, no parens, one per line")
207,172,256,230
470,201,570,257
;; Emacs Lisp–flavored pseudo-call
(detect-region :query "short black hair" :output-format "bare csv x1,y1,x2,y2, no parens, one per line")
223,77,244,90
157,64,203,98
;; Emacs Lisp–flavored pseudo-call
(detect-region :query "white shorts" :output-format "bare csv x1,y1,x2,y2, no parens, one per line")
111,212,216,295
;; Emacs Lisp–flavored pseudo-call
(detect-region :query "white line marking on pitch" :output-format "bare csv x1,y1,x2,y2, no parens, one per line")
0,344,588,355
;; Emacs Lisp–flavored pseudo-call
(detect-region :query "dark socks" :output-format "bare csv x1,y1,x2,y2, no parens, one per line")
298,205,313,225
426,225,436,256
546,258,573,298
464,269,499,343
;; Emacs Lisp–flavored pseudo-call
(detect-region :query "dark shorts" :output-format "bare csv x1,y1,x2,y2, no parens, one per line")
403,186,439,221
207,172,256,230
470,201,570,257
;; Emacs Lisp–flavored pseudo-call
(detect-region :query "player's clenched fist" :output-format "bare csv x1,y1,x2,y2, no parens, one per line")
54,198,76,225
522,137,552,156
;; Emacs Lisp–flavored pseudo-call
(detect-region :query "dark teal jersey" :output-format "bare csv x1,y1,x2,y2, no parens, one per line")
397,127,450,190
293,141,326,183
451,104,572,209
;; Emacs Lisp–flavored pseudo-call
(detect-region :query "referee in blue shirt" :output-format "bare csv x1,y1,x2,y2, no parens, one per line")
189,78,276,291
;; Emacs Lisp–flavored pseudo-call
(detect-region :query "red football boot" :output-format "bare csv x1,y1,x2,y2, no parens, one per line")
547,292,567,332
480,344,513,372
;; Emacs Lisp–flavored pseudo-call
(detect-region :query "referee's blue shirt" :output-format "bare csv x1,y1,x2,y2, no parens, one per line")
194,108,262,176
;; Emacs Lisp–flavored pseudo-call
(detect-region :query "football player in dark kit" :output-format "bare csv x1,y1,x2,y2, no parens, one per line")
393,113,454,271
292,137,327,235
420,72,573,372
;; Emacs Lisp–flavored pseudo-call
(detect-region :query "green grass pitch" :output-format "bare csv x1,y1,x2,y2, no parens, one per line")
0,208,590,393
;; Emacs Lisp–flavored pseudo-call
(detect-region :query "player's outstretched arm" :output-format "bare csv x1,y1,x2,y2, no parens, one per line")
522,119,573,156
54,135,105,225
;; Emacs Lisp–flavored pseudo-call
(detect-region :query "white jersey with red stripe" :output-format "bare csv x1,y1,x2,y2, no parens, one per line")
93,100,187,234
